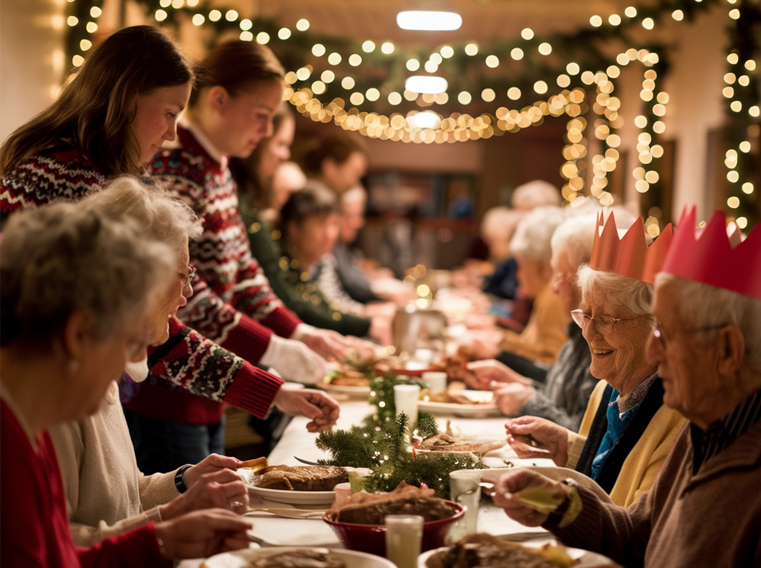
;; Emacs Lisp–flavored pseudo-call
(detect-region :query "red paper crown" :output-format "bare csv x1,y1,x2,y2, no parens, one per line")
589,213,674,284
661,207,761,300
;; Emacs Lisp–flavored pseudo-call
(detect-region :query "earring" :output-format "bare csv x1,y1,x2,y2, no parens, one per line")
67,359,80,374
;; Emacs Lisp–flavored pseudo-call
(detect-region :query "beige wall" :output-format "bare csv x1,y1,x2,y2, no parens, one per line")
0,0,66,143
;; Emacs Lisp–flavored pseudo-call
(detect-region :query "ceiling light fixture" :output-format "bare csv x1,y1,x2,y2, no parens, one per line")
404,75,448,94
397,11,462,31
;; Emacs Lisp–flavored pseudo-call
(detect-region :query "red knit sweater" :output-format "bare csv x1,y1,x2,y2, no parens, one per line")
148,126,302,344
0,145,284,423
1,397,169,568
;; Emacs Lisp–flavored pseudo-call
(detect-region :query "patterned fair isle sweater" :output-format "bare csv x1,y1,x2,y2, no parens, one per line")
0,144,284,424
147,125,302,343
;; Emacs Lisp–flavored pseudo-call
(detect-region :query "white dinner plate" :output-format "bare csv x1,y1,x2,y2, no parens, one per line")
203,547,396,568
418,390,501,418
246,484,337,505
316,379,371,397
417,542,614,567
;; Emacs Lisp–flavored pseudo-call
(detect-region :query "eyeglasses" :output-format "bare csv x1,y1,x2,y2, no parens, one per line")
570,309,650,334
179,265,196,290
652,321,727,349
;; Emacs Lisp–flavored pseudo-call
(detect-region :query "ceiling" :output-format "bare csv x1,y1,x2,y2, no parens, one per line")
222,0,659,46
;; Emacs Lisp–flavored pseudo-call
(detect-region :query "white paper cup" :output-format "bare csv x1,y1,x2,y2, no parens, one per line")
421,371,447,393
394,384,421,428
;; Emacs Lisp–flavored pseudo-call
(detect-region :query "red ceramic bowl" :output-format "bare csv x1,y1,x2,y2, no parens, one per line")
323,501,465,557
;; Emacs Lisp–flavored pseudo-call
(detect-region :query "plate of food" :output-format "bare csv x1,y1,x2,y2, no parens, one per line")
414,432,505,456
418,385,500,418
418,533,615,568
241,465,348,505
202,546,396,568
318,370,372,396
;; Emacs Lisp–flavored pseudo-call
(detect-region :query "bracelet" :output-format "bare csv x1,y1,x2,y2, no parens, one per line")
174,464,193,494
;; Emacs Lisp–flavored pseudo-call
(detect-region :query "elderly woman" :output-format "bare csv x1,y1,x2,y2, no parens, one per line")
49,178,250,546
0,203,251,566
466,212,609,430
472,205,569,364
498,216,685,507
489,209,761,567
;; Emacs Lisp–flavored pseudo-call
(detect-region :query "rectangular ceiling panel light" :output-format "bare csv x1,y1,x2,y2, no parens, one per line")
405,76,448,94
397,11,462,31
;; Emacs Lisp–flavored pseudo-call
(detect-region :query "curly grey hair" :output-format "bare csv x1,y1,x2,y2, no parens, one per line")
0,203,173,349
83,176,202,257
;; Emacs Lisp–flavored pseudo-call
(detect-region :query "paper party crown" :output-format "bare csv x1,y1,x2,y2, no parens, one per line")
590,213,673,284
661,207,761,300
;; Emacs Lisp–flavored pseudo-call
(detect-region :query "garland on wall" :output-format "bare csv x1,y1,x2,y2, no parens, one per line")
63,0,759,225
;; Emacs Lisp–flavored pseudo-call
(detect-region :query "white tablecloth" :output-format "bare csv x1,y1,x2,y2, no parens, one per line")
178,398,555,567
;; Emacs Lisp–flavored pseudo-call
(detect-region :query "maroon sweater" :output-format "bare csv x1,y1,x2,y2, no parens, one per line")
1,398,169,568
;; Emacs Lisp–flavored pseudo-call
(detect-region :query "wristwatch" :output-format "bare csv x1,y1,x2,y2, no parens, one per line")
174,464,193,493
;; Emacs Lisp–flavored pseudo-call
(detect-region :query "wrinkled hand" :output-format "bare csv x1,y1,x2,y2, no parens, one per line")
465,359,532,390
492,383,535,416
484,470,568,527
182,454,243,489
273,388,340,432
505,416,570,466
160,469,249,519
154,509,252,559
299,328,347,361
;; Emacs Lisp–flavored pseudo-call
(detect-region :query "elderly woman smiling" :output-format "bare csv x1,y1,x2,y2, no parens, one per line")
504,216,685,507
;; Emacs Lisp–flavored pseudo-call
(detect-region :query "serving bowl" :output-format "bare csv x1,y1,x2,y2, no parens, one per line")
323,501,465,556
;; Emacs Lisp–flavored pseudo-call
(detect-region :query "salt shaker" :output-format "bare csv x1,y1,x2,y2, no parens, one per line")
385,515,423,568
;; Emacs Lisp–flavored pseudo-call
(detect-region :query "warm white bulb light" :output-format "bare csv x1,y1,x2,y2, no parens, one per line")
408,111,442,130
397,11,462,31
404,75,448,94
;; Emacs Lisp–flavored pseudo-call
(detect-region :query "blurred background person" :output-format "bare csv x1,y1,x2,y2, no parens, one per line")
302,131,368,195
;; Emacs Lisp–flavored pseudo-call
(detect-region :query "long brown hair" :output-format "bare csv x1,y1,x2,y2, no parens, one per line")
189,40,284,107
0,26,193,177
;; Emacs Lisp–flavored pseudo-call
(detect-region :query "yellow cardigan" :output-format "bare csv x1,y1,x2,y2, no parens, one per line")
499,284,570,364
565,380,686,507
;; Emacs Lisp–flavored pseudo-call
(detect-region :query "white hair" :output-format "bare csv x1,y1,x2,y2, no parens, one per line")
480,206,524,241
511,180,562,211
656,273,761,371
341,185,367,205
551,208,638,269
577,265,654,316
510,205,565,262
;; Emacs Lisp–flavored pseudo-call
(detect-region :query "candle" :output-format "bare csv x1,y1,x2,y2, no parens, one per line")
394,384,420,428
385,515,423,568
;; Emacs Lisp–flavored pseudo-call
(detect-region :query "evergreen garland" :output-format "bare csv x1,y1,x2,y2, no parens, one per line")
316,413,483,497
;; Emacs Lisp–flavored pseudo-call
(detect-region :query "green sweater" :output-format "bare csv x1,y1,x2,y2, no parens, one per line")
240,205,372,337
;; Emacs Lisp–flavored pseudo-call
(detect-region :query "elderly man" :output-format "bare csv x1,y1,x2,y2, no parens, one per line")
489,208,761,567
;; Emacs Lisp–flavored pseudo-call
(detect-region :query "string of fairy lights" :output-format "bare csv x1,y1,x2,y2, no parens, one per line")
62,0,759,226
